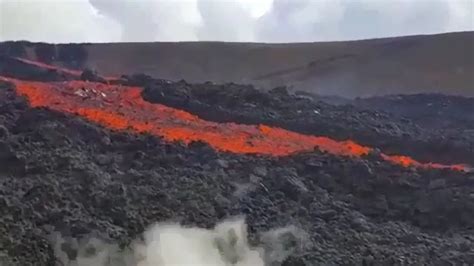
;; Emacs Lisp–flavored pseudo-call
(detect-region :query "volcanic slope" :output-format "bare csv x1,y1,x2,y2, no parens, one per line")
1,31,473,98
353,93,474,132
0,57,473,265
138,76,474,166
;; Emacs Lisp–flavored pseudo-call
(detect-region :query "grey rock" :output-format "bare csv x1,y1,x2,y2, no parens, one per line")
216,159,229,169
319,209,338,221
351,216,370,232
253,166,268,177
0,125,9,140
428,179,446,190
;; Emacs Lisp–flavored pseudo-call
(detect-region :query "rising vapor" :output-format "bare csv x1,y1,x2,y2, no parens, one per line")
51,218,304,266
88,0,201,42
0,0,474,42
1,0,473,41
0,0,121,43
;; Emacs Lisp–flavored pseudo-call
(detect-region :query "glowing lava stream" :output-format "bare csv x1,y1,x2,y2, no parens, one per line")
1,76,469,172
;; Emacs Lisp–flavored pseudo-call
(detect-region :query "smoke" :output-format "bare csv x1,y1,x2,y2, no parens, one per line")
256,0,473,42
196,0,256,42
256,0,346,42
0,0,121,43
51,218,305,266
88,0,201,42
0,0,473,43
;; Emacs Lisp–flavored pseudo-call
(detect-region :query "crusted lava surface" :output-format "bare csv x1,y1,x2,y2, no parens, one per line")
0,58,473,265
353,94,474,131
140,78,474,166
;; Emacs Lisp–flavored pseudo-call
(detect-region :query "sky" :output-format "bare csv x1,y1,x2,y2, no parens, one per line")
0,0,473,43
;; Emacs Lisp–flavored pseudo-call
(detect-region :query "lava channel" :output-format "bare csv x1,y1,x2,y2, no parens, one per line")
0,76,470,172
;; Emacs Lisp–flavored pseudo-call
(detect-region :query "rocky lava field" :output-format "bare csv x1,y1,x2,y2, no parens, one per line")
0,56,473,265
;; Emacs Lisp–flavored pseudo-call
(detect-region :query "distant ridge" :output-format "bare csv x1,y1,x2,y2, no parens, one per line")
1,31,473,98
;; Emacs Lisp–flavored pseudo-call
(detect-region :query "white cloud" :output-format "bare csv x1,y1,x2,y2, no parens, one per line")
0,0,121,43
89,0,201,42
257,0,473,42
236,0,273,18
257,0,347,42
197,0,257,41
0,0,473,43
447,0,474,31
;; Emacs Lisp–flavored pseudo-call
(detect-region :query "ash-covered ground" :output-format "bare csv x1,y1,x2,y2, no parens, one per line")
0,59,473,265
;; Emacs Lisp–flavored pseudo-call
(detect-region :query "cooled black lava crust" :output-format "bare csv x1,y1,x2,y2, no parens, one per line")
139,77,474,166
0,64,473,265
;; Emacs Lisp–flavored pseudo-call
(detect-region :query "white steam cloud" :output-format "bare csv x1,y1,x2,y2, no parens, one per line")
0,0,473,43
51,218,305,266
0,0,121,43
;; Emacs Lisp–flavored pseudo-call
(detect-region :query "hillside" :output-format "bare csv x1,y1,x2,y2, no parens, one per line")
1,31,473,97
1,45,474,265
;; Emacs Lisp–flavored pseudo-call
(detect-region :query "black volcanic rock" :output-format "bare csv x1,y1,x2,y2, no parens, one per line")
142,79,474,166
0,56,74,82
80,69,106,83
0,67,473,265
354,94,474,131
0,41,27,57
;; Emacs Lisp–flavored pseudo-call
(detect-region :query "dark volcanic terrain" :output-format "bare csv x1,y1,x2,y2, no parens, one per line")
0,55,473,265
1,31,473,98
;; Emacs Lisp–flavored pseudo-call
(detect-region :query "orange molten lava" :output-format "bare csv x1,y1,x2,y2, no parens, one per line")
14,57,82,77
0,76,469,172
13,57,117,81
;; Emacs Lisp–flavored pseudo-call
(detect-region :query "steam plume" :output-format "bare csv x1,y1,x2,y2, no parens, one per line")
0,0,472,43
51,218,304,266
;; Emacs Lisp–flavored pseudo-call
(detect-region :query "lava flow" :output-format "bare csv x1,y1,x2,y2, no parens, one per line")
14,57,83,77
13,57,118,81
1,76,469,172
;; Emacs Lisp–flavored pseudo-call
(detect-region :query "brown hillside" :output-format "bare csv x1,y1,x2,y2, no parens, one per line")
2,31,473,97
